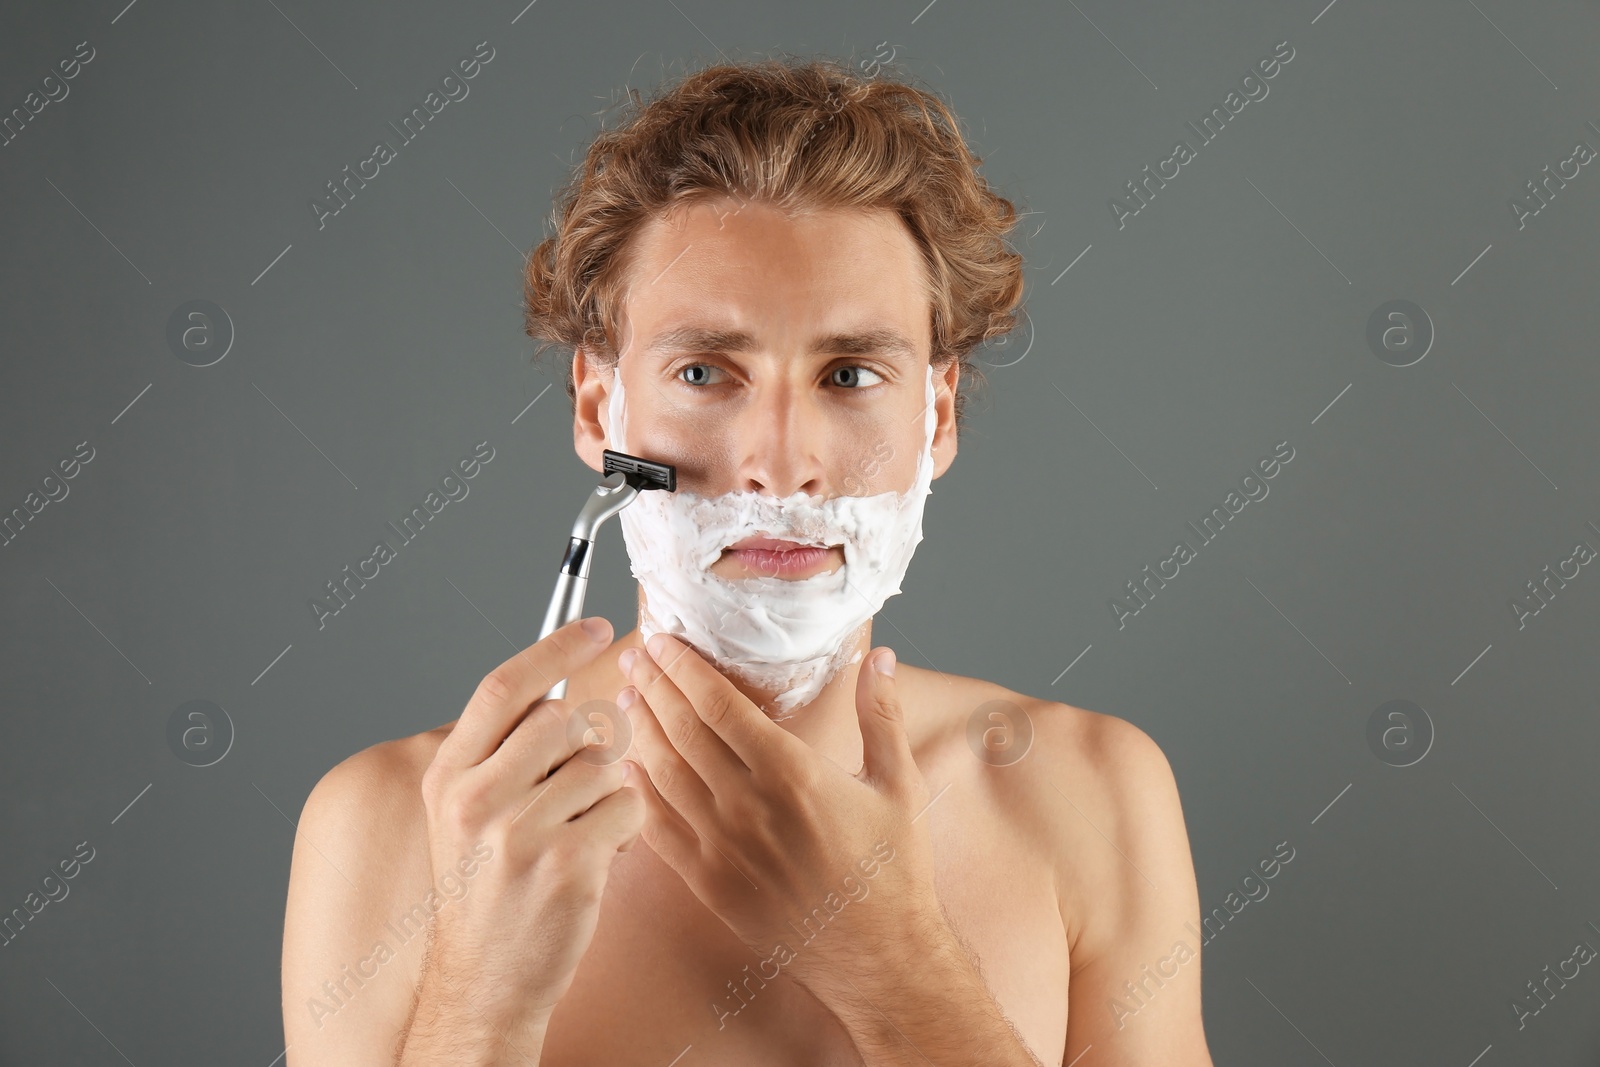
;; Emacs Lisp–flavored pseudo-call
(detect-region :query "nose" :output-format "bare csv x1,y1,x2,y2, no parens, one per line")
731,377,829,498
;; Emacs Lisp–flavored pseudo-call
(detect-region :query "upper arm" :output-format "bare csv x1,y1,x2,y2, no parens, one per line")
1058,715,1213,1067
282,741,432,1067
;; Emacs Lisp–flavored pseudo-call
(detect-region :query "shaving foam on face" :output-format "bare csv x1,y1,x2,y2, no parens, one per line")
606,362,937,719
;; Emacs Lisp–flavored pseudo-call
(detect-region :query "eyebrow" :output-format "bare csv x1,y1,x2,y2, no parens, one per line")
643,325,921,362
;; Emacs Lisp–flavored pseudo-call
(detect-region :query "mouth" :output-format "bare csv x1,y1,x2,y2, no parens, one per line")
721,535,842,578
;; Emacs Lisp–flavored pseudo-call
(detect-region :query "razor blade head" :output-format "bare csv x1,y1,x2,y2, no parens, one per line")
602,449,677,493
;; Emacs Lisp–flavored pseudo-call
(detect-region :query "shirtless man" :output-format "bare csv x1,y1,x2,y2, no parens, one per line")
280,59,1214,1067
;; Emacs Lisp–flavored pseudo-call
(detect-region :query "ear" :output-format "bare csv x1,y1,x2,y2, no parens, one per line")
929,355,961,481
572,346,614,475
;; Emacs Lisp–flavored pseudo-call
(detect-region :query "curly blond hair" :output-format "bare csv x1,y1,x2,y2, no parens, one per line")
522,54,1027,431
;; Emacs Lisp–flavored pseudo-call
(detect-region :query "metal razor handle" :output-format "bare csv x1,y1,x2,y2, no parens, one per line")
537,473,639,703
538,538,592,702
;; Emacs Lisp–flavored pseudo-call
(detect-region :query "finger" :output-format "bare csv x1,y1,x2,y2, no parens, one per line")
507,750,627,831
560,776,648,856
854,647,917,794
634,633,800,783
440,616,613,768
471,698,586,811
621,758,700,867
490,690,632,786
622,638,750,791
619,685,717,836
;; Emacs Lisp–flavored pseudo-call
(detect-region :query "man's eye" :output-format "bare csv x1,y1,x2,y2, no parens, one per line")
675,364,885,389
677,363,723,387
829,365,884,389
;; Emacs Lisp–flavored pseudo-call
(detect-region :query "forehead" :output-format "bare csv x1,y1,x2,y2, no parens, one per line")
619,198,932,352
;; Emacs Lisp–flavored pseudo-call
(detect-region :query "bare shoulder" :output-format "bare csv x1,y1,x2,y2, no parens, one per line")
293,726,448,887
910,664,1152,791
993,693,1210,1062
302,725,449,833
292,722,459,910
281,725,452,1064
1030,698,1177,806
910,667,1189,957
1025,699,1189,958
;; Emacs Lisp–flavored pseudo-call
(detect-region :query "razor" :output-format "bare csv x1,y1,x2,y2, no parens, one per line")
537,448,677,700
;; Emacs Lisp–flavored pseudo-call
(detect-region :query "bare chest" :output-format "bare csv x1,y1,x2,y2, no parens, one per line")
536,760,1071,1066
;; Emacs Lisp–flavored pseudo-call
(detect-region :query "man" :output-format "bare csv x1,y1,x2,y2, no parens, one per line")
281,57,1214,1066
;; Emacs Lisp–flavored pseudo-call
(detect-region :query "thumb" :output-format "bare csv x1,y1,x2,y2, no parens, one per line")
855,647,915,791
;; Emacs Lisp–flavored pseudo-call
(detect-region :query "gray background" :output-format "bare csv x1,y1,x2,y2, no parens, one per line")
3,0,1598,1063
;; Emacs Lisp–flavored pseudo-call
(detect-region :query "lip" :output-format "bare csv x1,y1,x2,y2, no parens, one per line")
725,545,836,577
720,535,840,578
726,535,829,552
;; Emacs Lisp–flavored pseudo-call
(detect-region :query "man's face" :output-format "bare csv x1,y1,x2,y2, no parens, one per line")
573,196,960,583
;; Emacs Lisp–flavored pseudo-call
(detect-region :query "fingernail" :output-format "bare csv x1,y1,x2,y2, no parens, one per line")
581,617,611,642
621,760,636,783
617,686,638,709
619,648,639,673
875,649,896,677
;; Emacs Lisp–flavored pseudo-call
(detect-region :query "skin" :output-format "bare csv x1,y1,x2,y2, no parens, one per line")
280,196,1215,1066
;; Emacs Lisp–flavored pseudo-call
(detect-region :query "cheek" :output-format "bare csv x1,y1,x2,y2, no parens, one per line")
643,406,741,490
834,421,920,496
